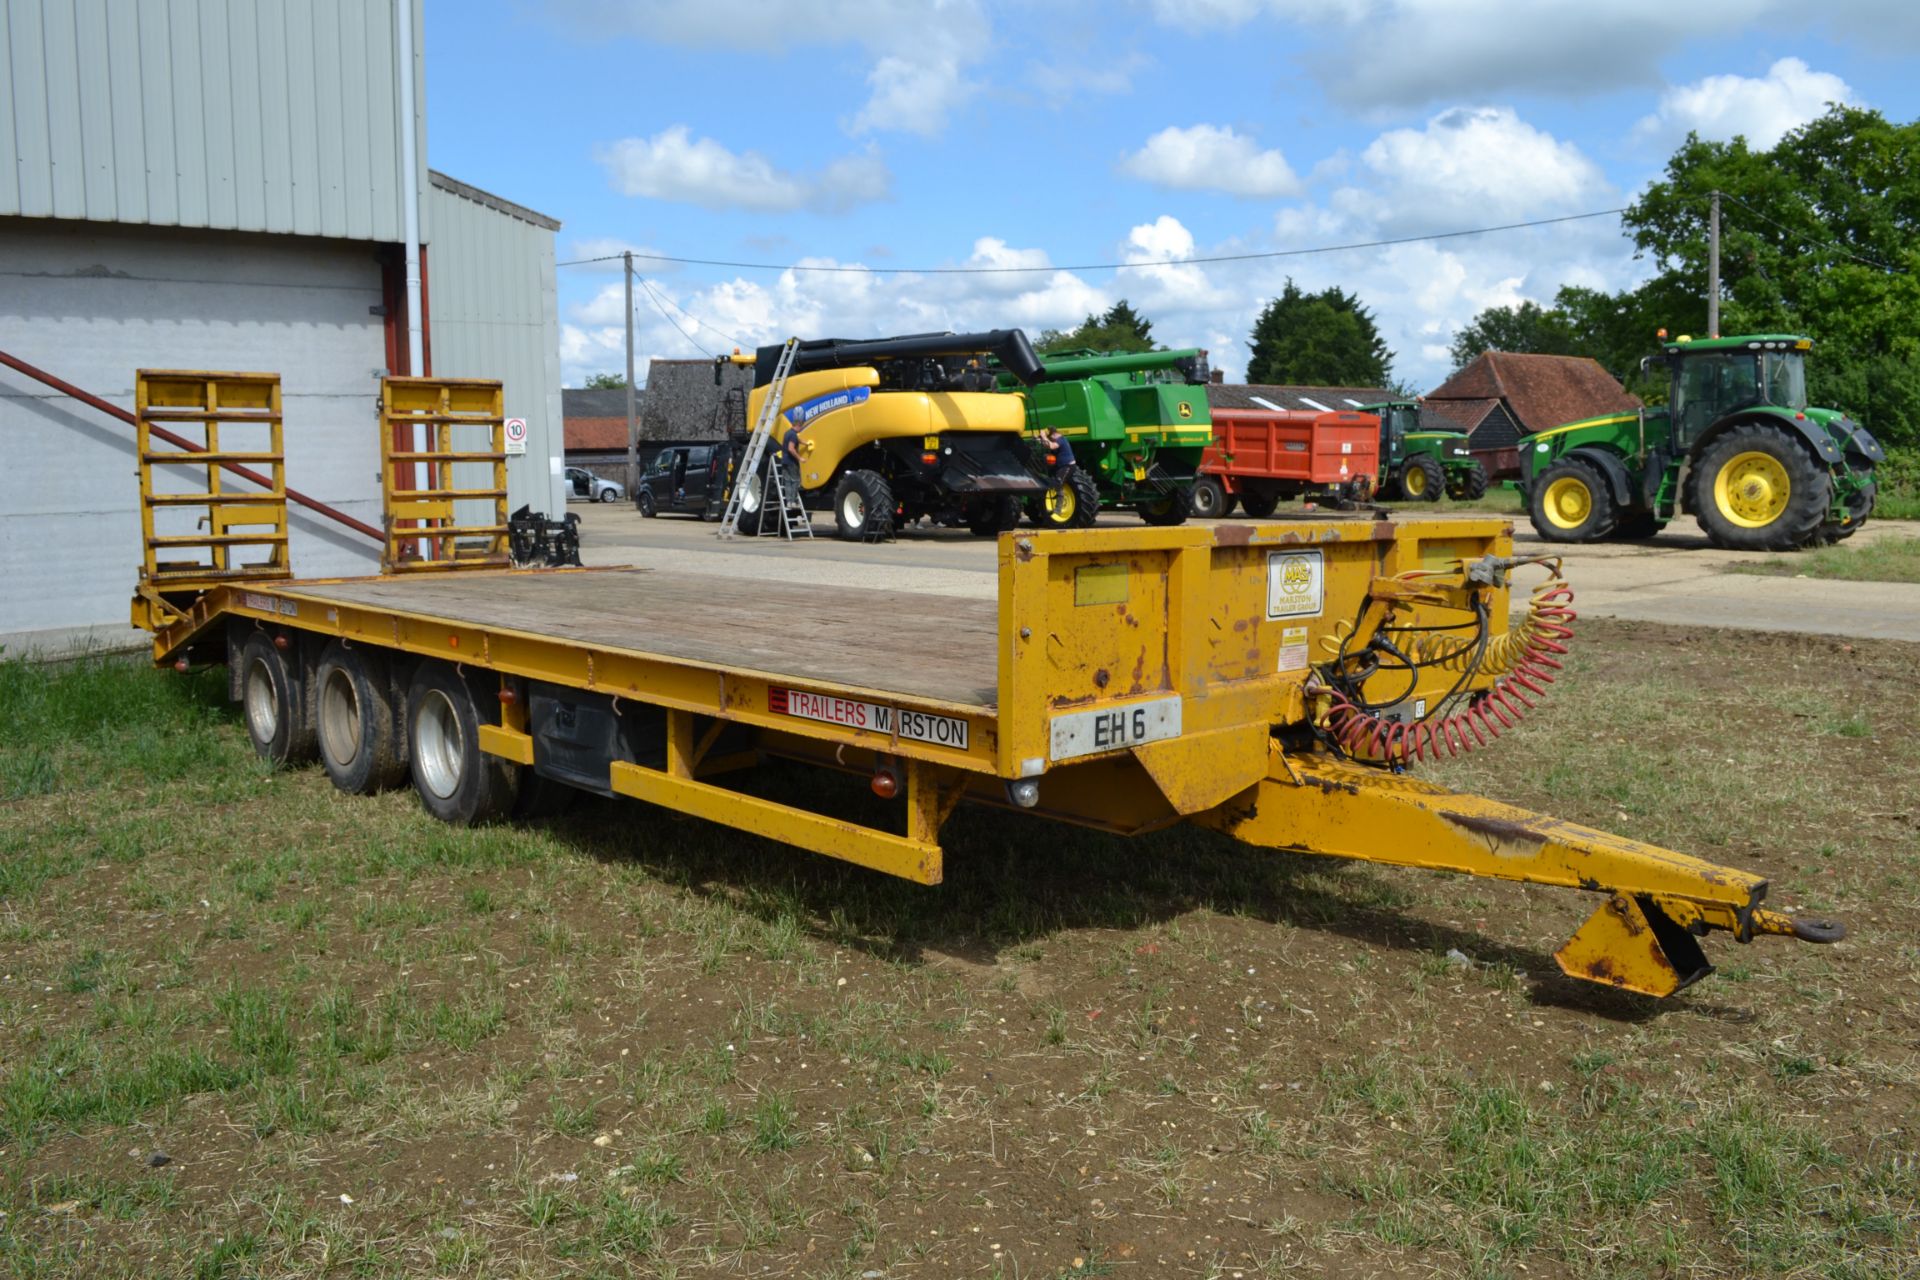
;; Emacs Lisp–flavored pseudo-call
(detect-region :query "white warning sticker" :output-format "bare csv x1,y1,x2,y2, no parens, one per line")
1277,625,1310,672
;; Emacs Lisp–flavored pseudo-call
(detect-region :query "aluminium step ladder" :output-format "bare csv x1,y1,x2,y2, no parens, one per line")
717,337,812,541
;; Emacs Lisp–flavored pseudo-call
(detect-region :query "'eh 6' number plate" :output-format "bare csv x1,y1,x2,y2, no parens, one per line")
1050,696,1182,762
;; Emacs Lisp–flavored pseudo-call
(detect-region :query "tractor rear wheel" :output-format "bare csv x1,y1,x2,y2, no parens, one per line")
1448,460,1489,500
833,469,894,542
1188,475,1234,518
1693,426,1829,551
1529,458,1615,542
967,494,1023,537
1031,467,1101,528
1398,455,1444,502
1136,485,1191,527
1238,487,1281,519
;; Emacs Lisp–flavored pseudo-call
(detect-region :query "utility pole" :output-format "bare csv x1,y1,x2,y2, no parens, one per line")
1707,190,1721,339
624,251,638,498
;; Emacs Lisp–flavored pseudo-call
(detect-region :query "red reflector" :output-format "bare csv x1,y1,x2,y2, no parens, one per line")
273,634,290,651
922,453,938,464
173,658,190,673
870,770,899,799
498,687,518,704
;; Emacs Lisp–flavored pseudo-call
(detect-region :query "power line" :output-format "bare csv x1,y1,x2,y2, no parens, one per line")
1719,193,1905,275
558,208,1627,275
634,272,715,358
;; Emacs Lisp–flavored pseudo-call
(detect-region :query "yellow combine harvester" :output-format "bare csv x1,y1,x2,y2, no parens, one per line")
129,367,1843,1001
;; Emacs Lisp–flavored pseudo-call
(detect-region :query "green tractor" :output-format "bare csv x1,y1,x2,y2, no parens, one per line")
1523,334,1882,549
1360,399,1489,501
994,347,1213,527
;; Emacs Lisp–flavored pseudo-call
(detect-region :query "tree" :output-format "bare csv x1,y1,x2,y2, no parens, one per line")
582,372,628,390
1245,279,1394,386
1037,300,1156,354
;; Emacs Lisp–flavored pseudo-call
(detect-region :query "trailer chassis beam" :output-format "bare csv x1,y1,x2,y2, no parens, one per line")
1195,750,1843,996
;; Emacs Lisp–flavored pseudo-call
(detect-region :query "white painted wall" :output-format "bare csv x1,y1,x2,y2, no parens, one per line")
0,218,388,654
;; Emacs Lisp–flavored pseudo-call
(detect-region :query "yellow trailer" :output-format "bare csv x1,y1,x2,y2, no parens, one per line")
129,370,1842,1000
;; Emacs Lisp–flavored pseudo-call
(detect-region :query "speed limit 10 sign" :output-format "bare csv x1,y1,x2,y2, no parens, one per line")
504,417,528,455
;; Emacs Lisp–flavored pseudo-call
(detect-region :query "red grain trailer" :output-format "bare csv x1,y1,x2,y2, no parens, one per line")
1191,408,1381,518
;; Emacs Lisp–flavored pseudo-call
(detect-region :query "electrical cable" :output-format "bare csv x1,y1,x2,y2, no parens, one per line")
557,208,1628,275
634,274,715,358
1719,194,1906,276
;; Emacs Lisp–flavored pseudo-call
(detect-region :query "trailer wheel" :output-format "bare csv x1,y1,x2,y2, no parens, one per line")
1447,460,1489,500
967,494,1023,537
1693,425,1829,551
1136,485,1190,527
238,633,314,767
1238,488,1281,519
406,664,517,826
313,641,405,794
834,469,894,541
1529,458,1615,542
1398,455,1444,501
1188,476,1234,518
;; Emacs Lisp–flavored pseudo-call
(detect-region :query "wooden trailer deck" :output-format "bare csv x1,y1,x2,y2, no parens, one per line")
278,567,1003,710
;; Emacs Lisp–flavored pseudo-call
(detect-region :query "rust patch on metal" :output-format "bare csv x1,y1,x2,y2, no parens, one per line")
1443,810,1549,847
1370,521,1397,541
1093,668,1110,689
1214,523,1254,547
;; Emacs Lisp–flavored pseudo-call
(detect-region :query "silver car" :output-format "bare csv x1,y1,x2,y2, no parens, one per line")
564,466,624,503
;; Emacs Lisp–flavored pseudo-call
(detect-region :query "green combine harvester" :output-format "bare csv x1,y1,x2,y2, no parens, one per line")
1523,333,1883,549
1360,399,1488,501
996,348,1213,527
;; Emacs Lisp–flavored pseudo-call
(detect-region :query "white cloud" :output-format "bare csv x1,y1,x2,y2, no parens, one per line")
1138,0,1901,109
1120,125,1302,198
1637,58,1855,148
1353,106,1610,229
1023,52,1152,106
595,127,890,213
560,0,989,137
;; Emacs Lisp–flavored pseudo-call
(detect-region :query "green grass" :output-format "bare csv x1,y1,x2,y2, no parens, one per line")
1728,534,1920,583
0,641,1914,1277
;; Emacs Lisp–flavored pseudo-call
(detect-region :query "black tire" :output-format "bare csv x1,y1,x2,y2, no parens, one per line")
833,469,894,542
967,494,1023,537
731,463,767,537
1238,488,1281,519
1448,460,1489,500
1529,458,1616,542
1692,425,1830,551
1188,475,1234,518
1136,485,1191,527
1610,511,1665,541
1397,454,1445,502
637,490,656,518
237,633,314,767
312,641,406,794
406,664,517,826
1032,467,1101,529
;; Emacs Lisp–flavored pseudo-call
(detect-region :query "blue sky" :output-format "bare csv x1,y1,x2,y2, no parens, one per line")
423,0,1919,390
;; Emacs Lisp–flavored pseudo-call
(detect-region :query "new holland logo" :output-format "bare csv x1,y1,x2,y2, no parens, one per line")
785,385,871,426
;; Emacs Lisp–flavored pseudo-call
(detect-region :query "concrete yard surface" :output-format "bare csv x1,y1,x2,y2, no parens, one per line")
575,503,1920,642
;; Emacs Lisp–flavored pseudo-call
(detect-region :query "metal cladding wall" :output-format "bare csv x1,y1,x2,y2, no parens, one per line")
425,173,565,517
0,218,388,654
0,0,427,243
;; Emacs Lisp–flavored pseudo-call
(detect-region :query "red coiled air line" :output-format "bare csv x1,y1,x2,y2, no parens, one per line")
1325,577,1577,766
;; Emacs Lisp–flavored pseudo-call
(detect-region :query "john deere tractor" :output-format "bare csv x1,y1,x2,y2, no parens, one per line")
993,347,1213,528
1361,399,1488,501
732,331,1050,541
1523,334,1882,549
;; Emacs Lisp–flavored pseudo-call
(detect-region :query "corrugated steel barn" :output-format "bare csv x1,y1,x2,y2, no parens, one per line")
0,0,562,653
